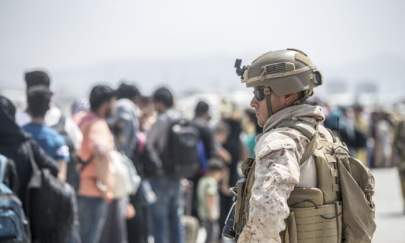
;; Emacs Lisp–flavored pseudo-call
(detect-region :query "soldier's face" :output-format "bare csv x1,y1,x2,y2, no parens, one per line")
250,92,296,127
250,95,269,127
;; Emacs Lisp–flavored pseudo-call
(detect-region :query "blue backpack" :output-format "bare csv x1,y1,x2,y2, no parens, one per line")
0,154,31,243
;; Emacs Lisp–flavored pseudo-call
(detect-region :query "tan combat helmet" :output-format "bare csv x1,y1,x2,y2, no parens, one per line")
235,48,322,97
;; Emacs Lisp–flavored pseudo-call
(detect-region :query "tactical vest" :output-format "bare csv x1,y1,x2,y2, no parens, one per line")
233,120,375,243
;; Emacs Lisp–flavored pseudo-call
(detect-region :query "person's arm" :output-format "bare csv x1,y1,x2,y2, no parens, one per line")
57,160,67,182
237,135,301,243
55,139,70,182
146,115,169,173
88,120,115,200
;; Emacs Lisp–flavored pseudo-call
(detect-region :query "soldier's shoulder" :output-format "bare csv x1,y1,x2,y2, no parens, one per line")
256,127,302,160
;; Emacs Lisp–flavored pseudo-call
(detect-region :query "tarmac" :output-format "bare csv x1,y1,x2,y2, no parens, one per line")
373,168,405,243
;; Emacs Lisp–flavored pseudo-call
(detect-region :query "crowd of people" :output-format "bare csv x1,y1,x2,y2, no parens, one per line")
0,70,257,243
0,68,404,243
319,100,405,169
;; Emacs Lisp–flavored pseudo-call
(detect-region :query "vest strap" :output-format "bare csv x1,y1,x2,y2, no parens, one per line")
276,119,319,165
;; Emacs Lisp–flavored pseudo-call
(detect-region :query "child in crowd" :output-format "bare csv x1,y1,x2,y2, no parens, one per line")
197,159,224,243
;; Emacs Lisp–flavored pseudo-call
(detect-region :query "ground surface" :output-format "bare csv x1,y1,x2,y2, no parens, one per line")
197,168,405,243
373,168,405,243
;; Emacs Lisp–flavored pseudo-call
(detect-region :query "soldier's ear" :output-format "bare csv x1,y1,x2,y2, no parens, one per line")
285,93,299,105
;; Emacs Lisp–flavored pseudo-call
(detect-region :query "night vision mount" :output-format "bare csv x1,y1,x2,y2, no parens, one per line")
234,59,247,79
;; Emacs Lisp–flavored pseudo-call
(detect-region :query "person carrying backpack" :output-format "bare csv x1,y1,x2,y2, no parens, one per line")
0,94,77,243
22,85,80,243
224,49,376,243
104,82,142,243
146,87,200,243
0,153,31,243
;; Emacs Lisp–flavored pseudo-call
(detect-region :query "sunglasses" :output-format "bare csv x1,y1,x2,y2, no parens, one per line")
253,87,266,101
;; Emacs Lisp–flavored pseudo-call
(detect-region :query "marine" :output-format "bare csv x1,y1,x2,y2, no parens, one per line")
224,49,376,243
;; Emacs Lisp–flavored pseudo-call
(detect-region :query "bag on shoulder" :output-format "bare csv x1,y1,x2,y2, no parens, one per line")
0,155,31,243
162,118,200,178
26,142,75,243
337,152,376,243
311,129,375,243
110,151,141,198
313,126,376,243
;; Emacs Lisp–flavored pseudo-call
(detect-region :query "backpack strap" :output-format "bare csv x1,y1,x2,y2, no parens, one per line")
27,140,40,174
25,141,42,220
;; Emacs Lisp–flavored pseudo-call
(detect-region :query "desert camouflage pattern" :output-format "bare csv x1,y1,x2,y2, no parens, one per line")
237,104,327,243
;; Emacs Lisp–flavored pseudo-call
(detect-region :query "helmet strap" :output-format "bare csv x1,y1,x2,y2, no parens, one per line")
264,87,273,116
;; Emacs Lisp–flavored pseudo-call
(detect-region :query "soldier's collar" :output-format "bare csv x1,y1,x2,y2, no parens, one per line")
262,104,323,132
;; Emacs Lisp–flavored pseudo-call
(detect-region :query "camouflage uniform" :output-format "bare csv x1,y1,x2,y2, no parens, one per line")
230,49,375,243
237,104,331,243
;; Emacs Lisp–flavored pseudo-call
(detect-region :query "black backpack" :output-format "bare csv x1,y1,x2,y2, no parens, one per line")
162,119,200,178
26,141,75,243
0,154,31,243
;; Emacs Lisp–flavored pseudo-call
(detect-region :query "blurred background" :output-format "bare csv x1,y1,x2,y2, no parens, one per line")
1,0,405,242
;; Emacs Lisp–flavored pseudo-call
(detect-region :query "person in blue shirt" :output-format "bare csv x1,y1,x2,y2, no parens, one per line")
23,85,69,181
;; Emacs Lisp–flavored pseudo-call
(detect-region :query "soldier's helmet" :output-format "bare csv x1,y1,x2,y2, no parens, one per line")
239,48,322,97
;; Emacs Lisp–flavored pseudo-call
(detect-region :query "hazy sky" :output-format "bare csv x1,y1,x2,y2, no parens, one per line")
0,0,404,98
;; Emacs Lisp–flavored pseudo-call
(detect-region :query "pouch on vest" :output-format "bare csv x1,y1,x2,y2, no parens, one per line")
283,203,343,243
283,187,342,243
